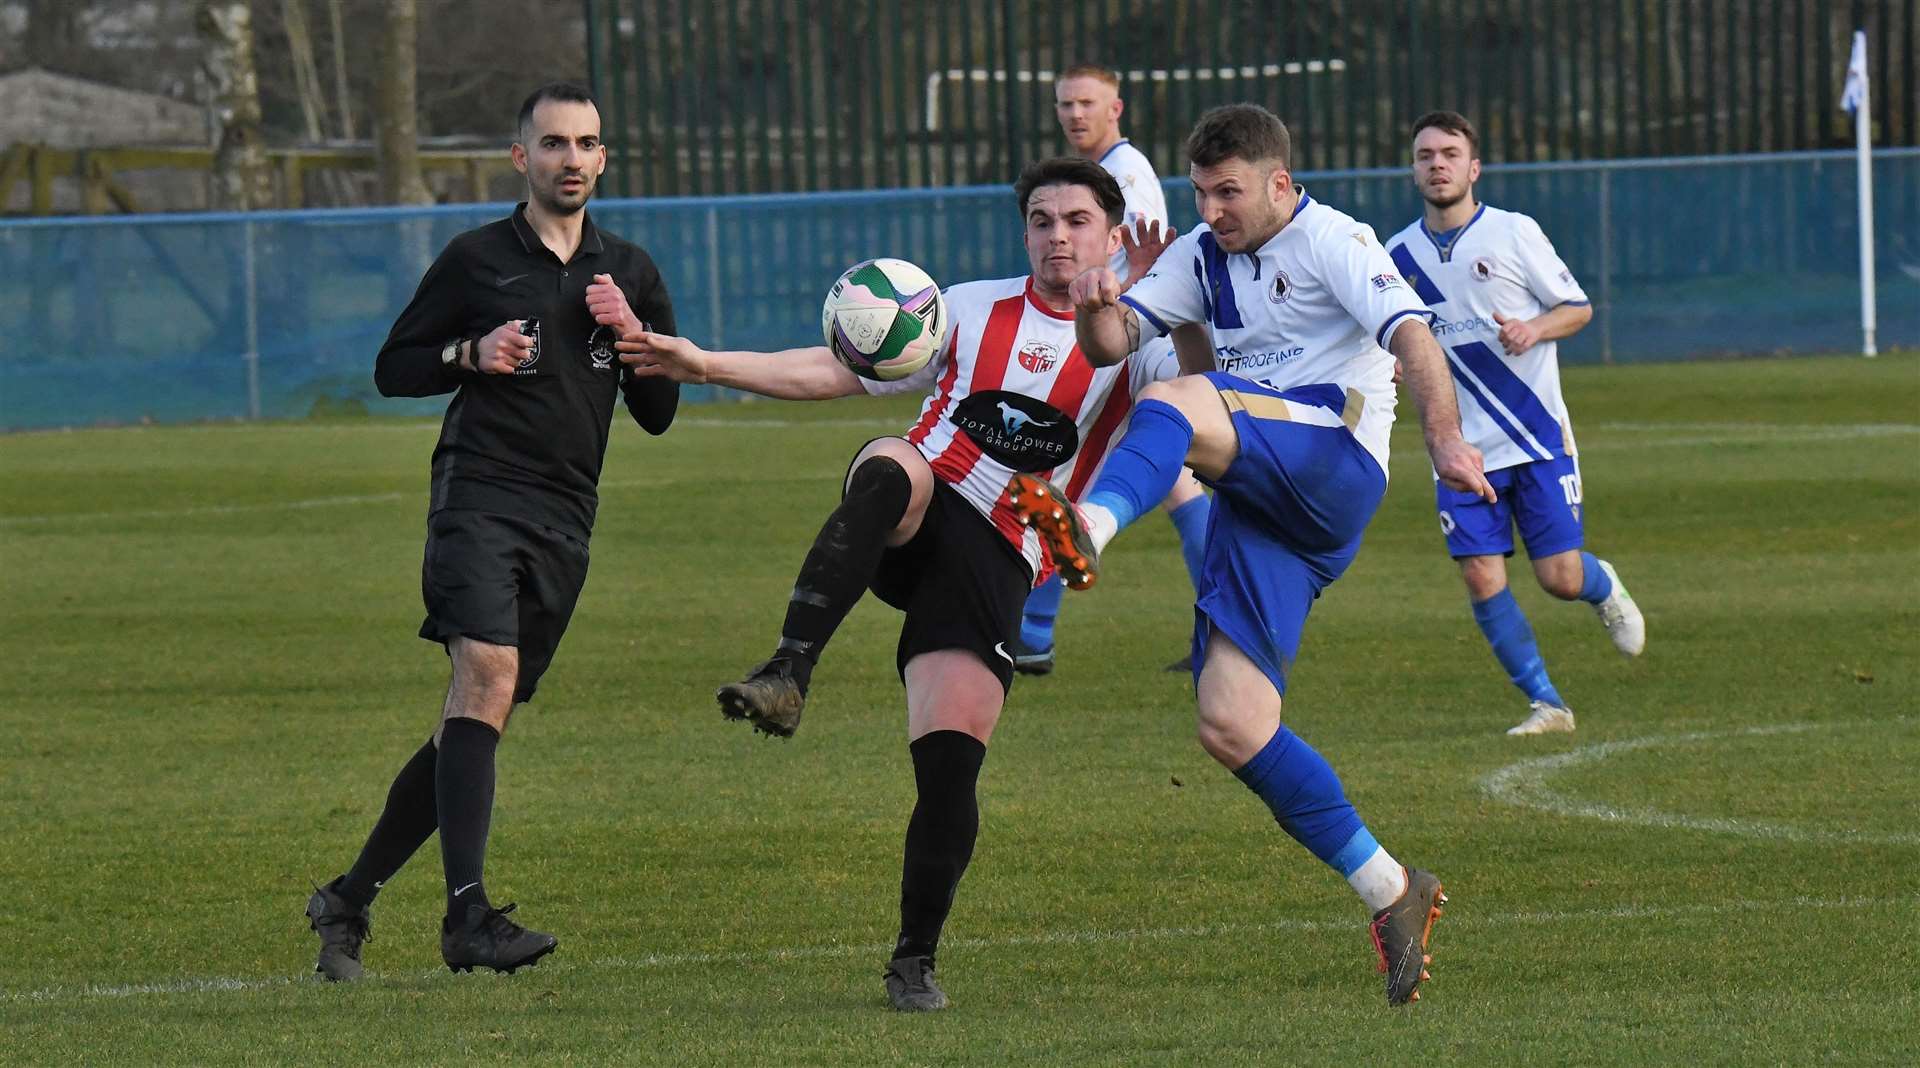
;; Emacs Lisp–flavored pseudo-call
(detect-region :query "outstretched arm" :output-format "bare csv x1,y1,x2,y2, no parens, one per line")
1388,318,1496,502
1070,266,1140,367
617,331,864,401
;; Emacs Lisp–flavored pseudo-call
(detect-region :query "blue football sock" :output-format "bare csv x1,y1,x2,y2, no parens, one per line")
1019,578,1065,651
1472,588,1566,707
1084,399,1193,533
1232,725,1368,871
1576,552,1613,603
1168,494,1211,593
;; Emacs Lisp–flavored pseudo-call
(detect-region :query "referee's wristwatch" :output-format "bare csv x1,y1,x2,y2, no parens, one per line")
441,337,471,370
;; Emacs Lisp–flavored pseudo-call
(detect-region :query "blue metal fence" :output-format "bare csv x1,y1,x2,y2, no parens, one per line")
2,149,1915,431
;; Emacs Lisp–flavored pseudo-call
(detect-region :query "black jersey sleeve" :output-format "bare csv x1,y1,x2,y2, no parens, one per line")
619,259,680,435
374,240,470,398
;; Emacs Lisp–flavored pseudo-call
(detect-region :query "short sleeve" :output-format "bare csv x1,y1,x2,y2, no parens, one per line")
1118,230,1208,344
1515,216,1589,308
1318,223,1435,349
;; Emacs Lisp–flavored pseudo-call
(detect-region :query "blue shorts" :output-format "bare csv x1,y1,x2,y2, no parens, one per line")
1190,373,1388,696
1436,454,1585,559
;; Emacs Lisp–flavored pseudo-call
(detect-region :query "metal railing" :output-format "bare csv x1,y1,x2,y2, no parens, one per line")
1,149,1913,431
584,0,1916,197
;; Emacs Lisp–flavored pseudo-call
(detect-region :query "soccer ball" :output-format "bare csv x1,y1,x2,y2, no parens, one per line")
821,258,948,381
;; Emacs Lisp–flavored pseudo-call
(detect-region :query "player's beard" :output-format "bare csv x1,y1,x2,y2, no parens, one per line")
533,171,595,216
1221,197,1287,254
1422,182,1470,211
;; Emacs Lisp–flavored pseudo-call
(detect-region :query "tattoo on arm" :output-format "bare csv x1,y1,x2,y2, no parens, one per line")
1122,309,1141,354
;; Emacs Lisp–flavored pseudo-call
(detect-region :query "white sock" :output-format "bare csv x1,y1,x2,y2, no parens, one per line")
1348,848,1408,912
1081,502,1120,554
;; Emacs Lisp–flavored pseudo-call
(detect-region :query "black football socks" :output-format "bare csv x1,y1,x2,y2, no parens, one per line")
436,717,500,917
894,730,988,960
774,455,913,691
336,738,439,908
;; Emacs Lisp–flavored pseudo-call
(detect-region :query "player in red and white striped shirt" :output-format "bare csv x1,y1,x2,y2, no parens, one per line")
617,157,1177,1012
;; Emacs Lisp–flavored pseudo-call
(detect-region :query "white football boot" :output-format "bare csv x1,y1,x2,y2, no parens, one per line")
1590,559,1645,657
1508,700,1577,736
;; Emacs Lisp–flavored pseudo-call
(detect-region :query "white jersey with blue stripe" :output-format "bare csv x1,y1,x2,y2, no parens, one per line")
1118,191,1431,473
1385,204,1590,472
1097,139,1168,281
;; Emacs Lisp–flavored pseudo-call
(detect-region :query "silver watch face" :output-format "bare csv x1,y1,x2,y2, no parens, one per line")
443,341,460,364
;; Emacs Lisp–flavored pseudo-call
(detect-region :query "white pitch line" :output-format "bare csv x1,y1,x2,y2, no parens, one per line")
5,421,1911,528
2,894,1902,1005
0,491,412,526
1590,421,1920,434
1481,721,1920,846
1579,422,1920,451
0,476,684,528
8,416,902,437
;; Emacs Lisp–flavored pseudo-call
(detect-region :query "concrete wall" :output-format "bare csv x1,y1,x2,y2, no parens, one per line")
0,68,206,149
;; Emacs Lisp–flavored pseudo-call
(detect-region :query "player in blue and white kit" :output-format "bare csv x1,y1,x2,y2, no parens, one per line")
1008,105,1491,1006
1008,62,1211,676
1385,111,1645,738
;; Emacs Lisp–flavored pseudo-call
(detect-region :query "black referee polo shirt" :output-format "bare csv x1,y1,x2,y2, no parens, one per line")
374,203,678,538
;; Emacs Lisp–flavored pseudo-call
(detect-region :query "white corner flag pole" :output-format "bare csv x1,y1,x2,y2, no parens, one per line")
1841,30,1876,357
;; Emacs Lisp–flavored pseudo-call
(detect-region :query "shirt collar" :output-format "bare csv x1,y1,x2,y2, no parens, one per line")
509,202,605,261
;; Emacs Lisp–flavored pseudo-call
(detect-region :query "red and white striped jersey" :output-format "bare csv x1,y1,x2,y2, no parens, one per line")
861,275,1155,582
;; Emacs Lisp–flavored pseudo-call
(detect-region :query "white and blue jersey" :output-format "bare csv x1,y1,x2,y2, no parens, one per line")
1385,205,1590,473
1097,139,1168,282
1119,191,1432,474
1113,191,1432,696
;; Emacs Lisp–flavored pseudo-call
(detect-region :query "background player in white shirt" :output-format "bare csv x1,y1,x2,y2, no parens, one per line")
620,158,1163,1013
1011,62,1209,676
1010,104,1492,1007
1386,111,1645,738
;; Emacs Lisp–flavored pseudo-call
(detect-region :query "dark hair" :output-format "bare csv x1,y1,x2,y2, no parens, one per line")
1013,156,1126,226
1185,104,1291,169
517,82,598,140
1411,110,1480,159
1057,62,1120,88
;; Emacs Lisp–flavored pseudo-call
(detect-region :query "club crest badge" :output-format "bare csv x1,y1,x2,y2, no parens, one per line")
589,324,618,370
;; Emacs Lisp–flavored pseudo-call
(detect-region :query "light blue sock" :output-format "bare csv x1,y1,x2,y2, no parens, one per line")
1232,725,1368,871
1019,577,1065,651
1576,552,1613,603
1167,494,1211,594
1472,588,1566,707
1084,399,1193,533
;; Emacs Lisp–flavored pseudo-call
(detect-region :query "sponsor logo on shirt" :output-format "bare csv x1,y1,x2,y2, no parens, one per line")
1431,315,1496,337
949,390,1080,473
1215,345,1305,373
1371,273,1405,293
1016,340,1059,373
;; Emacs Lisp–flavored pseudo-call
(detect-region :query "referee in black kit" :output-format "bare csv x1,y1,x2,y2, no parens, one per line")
303,82,677,980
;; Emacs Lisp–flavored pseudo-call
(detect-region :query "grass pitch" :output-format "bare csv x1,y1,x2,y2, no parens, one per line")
2,353,1915,1065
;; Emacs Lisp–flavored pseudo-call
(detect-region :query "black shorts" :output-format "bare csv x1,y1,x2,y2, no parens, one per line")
869,481,1032,693
418,509,590,704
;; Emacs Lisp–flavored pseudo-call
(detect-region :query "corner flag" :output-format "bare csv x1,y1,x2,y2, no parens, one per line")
1839,31,1868,114
1839,29,1875,357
